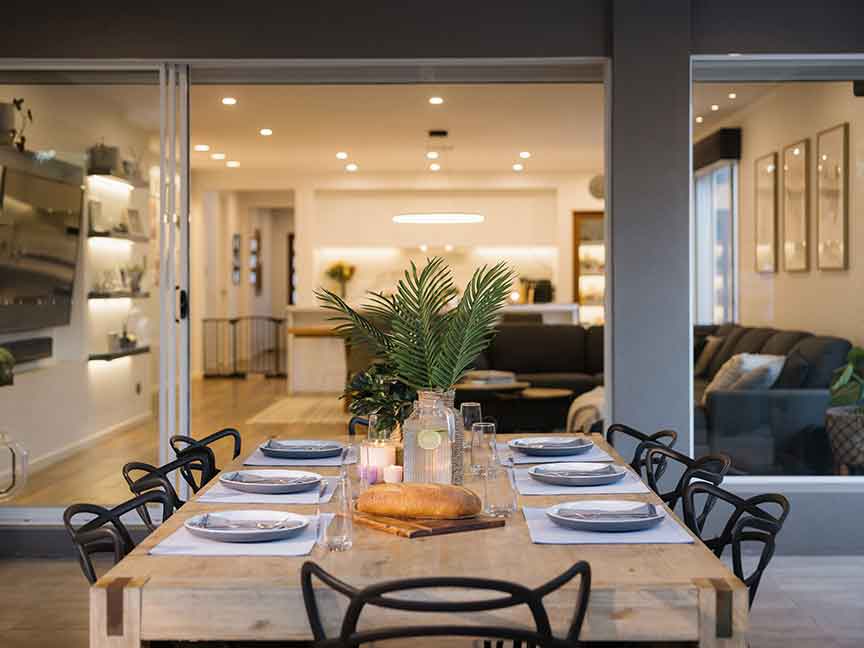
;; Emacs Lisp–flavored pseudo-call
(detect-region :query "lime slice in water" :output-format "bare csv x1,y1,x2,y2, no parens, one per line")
418,428,443,451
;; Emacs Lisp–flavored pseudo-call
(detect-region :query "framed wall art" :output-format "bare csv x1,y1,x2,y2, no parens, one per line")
782,139,810,272
754,152,778,273
816,123,849,270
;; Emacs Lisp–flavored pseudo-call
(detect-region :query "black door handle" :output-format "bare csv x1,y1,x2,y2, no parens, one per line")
176,287,189,322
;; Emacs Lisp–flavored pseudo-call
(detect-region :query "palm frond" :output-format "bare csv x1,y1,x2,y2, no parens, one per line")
431,261,513,389
314,287,391,355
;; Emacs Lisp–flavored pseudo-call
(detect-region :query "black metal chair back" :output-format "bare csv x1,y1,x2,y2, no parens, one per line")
643,445,731,524
300,560,591,648
122,446,216,509
63,490,174,584
606,423,678,479
170,427,242,490
682,482,790,607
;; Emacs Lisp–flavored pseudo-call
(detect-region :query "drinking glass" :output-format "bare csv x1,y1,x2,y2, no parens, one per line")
318,471,353,552
483,456,517,518
460,402,483,469
471,421,496,472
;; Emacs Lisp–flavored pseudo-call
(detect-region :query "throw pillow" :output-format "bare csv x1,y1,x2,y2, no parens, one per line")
729,356,786,391
773,349,810,389
702,353,786,405
694,335,724,377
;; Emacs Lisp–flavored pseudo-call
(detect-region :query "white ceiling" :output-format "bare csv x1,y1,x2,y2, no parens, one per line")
692,82,780,138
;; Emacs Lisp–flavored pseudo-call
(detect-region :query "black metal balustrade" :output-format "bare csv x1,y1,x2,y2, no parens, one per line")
202,316,286,378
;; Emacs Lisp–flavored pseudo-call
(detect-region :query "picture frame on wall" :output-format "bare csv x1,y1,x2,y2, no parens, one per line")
754,152,778,273
816,123,849,270
782,139,810,272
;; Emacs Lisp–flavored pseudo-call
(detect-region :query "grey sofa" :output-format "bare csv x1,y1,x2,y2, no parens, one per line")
694,324,851,475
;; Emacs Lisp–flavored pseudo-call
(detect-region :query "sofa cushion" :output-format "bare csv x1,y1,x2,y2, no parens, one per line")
489,324,586,374
790,336,852,389
761,330,812,356
695,335,725,377
585,325,604,375
707,326,751,378
773,349,810,389
694,377,709,404
515,372,599,396
735,328,778,354
715,323,737,337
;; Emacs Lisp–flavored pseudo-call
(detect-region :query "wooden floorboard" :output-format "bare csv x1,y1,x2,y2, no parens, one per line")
0,556,861,647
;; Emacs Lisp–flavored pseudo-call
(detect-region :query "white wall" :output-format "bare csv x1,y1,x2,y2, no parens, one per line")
0,85,156,474
721,82,864,346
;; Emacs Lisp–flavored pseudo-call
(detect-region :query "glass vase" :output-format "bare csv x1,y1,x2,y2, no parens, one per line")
402,390,457,484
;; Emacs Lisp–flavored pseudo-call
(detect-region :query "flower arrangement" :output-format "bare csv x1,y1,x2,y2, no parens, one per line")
325,261,356,298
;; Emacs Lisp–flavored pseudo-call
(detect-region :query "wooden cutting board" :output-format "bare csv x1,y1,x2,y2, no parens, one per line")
353,512,505,538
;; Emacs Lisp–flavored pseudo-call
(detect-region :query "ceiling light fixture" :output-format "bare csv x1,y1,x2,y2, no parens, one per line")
728,92,737,99
336,151,349,160
426,151,440,160
419,244,429,252
259,128,273,136
211,152,226,160
444,244,454,252
345,163,359,172
226,160,240,168
695,116,704,124
194,144,210,152
793,147,800,156
519,151,532,159
428,96,444,105
710,104,719,111
221,97,237,105
393,212,484,225
512,163,524,172
429,163,441,172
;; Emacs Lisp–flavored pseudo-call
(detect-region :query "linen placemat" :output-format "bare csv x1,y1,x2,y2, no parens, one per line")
197,477,336,504
513,468,650,496
522,506,693,545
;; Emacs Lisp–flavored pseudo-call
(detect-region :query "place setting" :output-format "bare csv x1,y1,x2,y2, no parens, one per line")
522,499,694,545
244,439,358,467
513,461,651,496
197,469,337,504
496,435,614,465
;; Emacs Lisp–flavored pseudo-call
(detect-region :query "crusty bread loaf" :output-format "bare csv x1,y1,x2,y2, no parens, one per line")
357,483,482,519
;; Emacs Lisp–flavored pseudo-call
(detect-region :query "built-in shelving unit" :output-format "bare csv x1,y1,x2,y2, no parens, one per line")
88,346,150,362
573,211,606,326
88,173,149,189
87,231,149,244
87,291,151,299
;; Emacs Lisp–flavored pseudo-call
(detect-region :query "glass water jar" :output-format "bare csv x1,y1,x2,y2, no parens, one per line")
0,431,29,502
402,390,456,484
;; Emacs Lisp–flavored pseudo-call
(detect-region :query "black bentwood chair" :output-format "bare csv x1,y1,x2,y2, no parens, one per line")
300,560,592,648
170,427,242,488
683,482,790,607
63,490,174,584
605,423,678,480
122,446,216,510
643,445,732,528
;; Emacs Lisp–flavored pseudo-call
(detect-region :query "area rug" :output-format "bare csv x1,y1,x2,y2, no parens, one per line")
246,394,350,425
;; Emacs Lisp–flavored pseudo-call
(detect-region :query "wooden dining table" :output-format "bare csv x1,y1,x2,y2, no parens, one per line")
90,433,748,647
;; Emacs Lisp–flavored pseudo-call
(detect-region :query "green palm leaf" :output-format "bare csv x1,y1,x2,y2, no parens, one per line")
314,287,391,356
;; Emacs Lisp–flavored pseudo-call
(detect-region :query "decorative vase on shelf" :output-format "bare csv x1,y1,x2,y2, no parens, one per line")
402,390,457,485
0,430,29,502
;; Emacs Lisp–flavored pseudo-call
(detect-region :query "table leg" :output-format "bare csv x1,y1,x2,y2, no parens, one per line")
90,577,147,648
695,578,747,648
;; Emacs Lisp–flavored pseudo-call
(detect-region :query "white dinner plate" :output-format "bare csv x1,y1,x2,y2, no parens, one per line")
528,462,627,487
219,469,321,494
185,510,310,543
545,500,664,532
508,436,594,457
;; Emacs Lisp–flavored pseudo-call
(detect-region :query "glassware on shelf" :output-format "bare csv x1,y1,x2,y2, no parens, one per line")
460,402,482,473
318,469,353,552
0,430,29,502
471,421,497,473
483,456,517,518
402,390,456,484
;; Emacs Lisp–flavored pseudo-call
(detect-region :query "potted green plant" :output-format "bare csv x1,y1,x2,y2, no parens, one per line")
0,347,15,387
317,257,513,483
826,347,864,474
830,347,864,406
344,362,417,436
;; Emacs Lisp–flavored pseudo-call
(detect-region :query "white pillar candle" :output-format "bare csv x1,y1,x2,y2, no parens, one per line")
363,442,396,469
383,464,403,484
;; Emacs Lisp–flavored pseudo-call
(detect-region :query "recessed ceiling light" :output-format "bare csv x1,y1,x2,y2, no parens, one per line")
211,152,226,160
426,151,440,160
336,151,349,160
259,128,273,136
221,97,237,106
793,147,800,156
822,153,828,161
345,163,359,172
710,104,719,111
419,244,429,252
444,244,454,252
429,163,441,172
695,116,704,124
428,96,444,105
519,151,532,159
728,92,737,100
194,144,210,152
512,163,524,172
226,160,240,168
394,213,484,224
